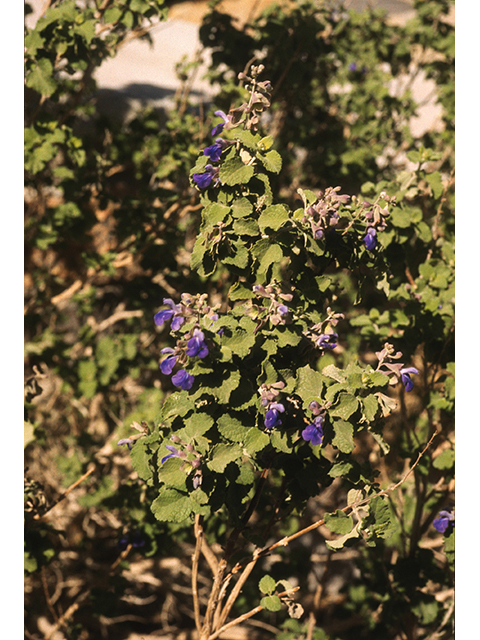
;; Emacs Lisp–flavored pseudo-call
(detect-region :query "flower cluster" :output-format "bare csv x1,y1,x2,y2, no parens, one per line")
375,343,419,392
303,307,344,352
251,282,293,326
192,164,220,190
191,64,273,189
258,381,286,430
302,416,324,446
433,509,455,534
360,191,394,251
160,327,209,390
155,294,218,391
161,435,203,488
301,400,329,446
235,63,273,132
155,294,219,334
300,187,350,240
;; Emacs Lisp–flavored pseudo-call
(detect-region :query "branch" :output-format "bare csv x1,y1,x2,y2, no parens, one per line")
35,465,96,519
208,587,300,640
234,430,438,568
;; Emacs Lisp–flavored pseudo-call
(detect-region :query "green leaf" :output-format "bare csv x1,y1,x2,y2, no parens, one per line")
322,364,347,383
180,412,214,440
151,489,192,523
365,495,397,542
130,439,154,482
295,365,325,405
25,58,57,97
228,283,255,301
255,242,284,275
261,595,282,612
221,240,249,269
444,528,454,568
324,510,354,535
220,317,257,358
297,188,317,208
432,448,454,470
362,394,380,422
231,197,254,218
257,135,274,151
332,420,355,453
257,149,282,173
329,393,359,420
258,204,290,233
160,392,194,421
207,443,243,473
217,414,251,442
219,156,255,186
326,521,361,550
244,428,270,455
233,218,259,236
234,129,261,149
78,360,97,399
202,202,231,229
259,575,276,595
157,456,188,489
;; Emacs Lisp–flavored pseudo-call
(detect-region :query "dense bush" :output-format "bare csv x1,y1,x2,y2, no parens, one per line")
25,1,454,639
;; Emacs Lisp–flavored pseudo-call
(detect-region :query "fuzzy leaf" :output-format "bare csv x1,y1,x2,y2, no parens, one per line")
258,204,290,232
324,510,354,535
151,489,192,523
330,393,359,420
295,365,325,405
217,414,251,442
326,521,361,550
261,595,282,612
259,575,276,595
257,149,282,173
332,420,355,453
207,443,243,473
219,156,255,186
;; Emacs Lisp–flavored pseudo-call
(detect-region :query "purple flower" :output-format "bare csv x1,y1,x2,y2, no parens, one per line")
186,328,209,359
160,348,177,375
131,530,145,547
264,403,285,429
363,227,377,251
171,368,195,391
117,438,134,450
316,333,338,349
400,366,419,392
154,299,184,331
192,164,219,190
119,530,146,550
302,416,324,446
204,139,225,162
161,444,181,464
211,110,230,136
433,509,455,533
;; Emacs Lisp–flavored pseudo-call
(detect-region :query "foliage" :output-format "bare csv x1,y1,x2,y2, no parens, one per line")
25,1,454,639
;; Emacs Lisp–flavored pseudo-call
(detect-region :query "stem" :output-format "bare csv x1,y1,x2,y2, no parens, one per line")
235,430,438,569
199,465,271,638
192,515,204,635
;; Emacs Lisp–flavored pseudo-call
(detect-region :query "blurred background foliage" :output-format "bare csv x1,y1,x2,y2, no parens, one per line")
24,1,454,639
